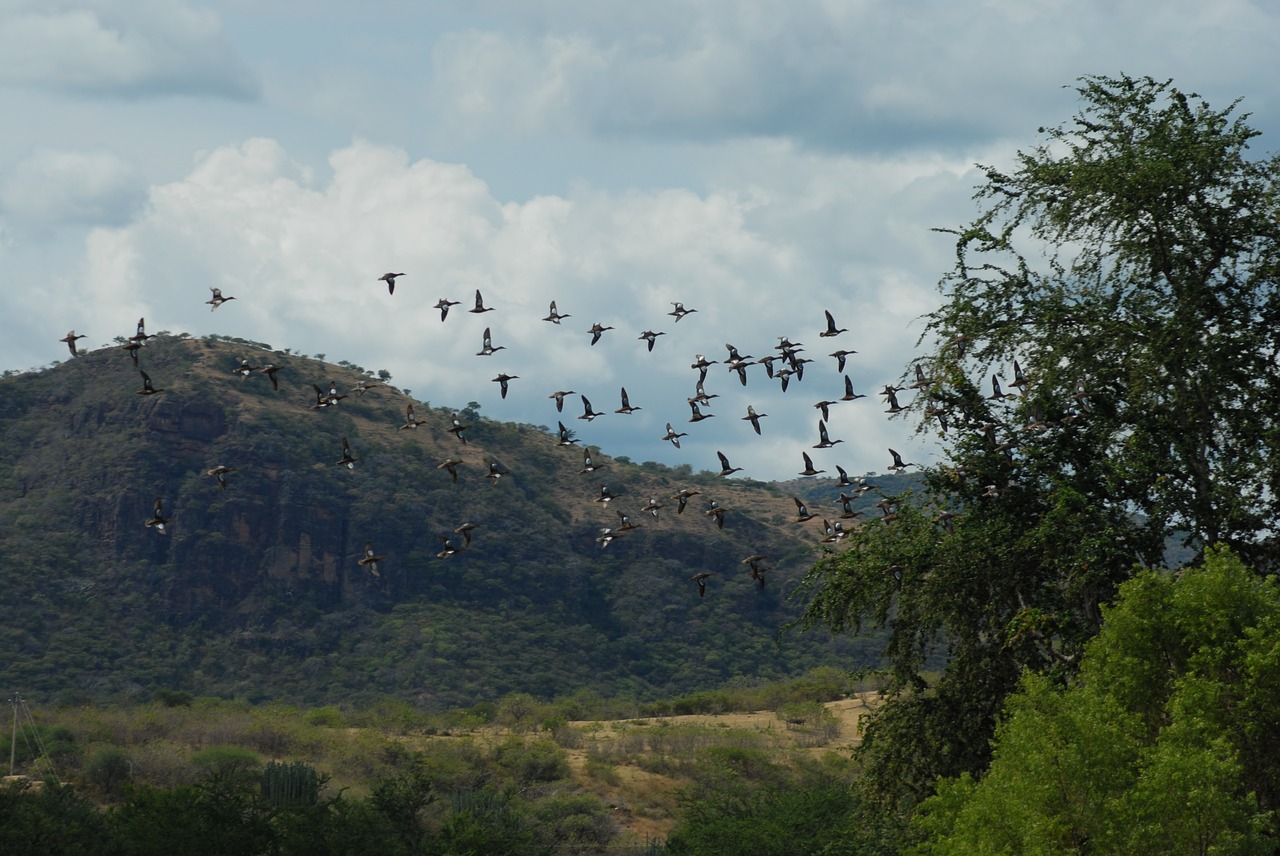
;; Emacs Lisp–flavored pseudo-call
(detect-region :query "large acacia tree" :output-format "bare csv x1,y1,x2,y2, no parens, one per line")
799,75,1280,804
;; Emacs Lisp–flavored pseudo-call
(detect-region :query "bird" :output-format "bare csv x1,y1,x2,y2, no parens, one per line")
137,371,163,395
492,373,518,399
232,358,256,378
669,302,697,322
130,318,152,347
661,423,688,449
641,497,665,519
207,287,236,310
60,331,87,357
987,374,1014,401
436,535,465,558
841,375,865,402
485,459,510,480
556,420,578,446
580,448,606,474
814,420,844,449
258,363,283,390
588,322,614,346
690,380,718,404
358,541,385,575
470,290,494,313
579,395,604,421
799,452,825,477
378,273,404,295
705,500,727,529
548,390,576,412
434,297,461,321
638,330,665,352
690,354,717,382
716,451,743,477
910,364,935,390
454,522,478,548
673,487,700,514
1011,359,1030,390
336,437,359,470
476,327,505,356
793,497,815,522
834,465,854,488
449,413,470,443
615,509,642,532
888,448,916,473
688,400,714,423
400,404,423,430
615,387,640,414
741,553,771,582
121,340,142,366
594,484,618,504
830,348,857,372
543,301,570,324
437,457,463,483
884,388,906,414
205,465,236,490
144,497,169,533
596,527,624,548
742,405,767,434
691,572,714,598
813,399,838,422
353,379,377,397
820,309,847,337
310,384,335,410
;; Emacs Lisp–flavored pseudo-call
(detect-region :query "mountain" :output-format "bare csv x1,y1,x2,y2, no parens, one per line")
0,335,896,710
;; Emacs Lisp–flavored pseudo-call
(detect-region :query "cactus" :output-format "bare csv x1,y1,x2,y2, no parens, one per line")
260,760,320,806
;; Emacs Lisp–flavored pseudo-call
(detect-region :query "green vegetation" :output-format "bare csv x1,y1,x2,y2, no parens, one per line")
798,74,1280,820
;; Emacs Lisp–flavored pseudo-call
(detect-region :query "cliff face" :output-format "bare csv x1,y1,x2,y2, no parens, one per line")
0,336,879,708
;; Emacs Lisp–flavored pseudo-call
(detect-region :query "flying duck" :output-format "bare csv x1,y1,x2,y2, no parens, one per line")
207,287,236,310
742,404,767,434
60,331,86,357
145,497,169,533
820,309,847,337
715,450,743,477
549,390,576,412
336,437,359,469
588,322,614,346
543,301,570,324
470,289,494,313
137,371,163,395
661,422,688,448
579,395,604,421
492,373,518,399
799,452,825,477
378,272,404,295
205,465,236,490
615,387,640,414
691,572,714,598
476,327,505,356
434,297,461,321
437,457,463,483
638,330,665,351
358,541,385,575
669,302,697,322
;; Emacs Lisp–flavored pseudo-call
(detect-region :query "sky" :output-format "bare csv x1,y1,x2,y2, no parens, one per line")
2,0,1278,482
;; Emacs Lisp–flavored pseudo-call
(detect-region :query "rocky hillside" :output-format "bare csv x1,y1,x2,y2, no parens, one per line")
0,335,903,709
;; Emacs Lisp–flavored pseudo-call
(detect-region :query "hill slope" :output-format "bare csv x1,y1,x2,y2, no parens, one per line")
0,336,898,708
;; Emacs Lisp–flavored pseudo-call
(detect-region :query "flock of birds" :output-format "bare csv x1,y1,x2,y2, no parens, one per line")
52,276,1033,600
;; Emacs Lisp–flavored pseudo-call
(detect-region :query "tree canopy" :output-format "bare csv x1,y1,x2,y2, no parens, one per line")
797,74,1280,804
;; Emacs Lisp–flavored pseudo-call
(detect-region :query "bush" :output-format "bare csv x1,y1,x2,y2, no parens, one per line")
85,746,131,800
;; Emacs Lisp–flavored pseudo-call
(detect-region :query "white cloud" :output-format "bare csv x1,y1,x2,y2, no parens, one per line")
57,136,962,480
0,147,146,230
0,0,259,99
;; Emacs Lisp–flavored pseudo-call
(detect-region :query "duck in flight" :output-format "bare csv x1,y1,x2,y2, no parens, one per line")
137,371,163,395
336,437,359,470
470,290,494,313
543,301,570,324
435,297,460,321
669,302,697,322
207,287,236,310
820,309,847,337
716,451,743,477
378,272,404,295
492,373,518,399
145,497,169,533
358,541,385,575
59,331,86,357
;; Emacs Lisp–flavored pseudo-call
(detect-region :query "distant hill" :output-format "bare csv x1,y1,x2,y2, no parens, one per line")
0,335,903,709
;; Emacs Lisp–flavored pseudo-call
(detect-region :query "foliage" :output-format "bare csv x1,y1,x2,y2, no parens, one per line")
797,74,1280,805
912,548,1279,854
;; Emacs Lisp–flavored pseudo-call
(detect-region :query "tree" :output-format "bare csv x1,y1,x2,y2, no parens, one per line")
797,75,1280,804
912,549,1279,854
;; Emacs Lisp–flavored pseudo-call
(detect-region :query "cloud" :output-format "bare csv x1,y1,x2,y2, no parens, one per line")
425,0,1280,152
63,136,967,480
0,147,147,230
0,0,259,99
